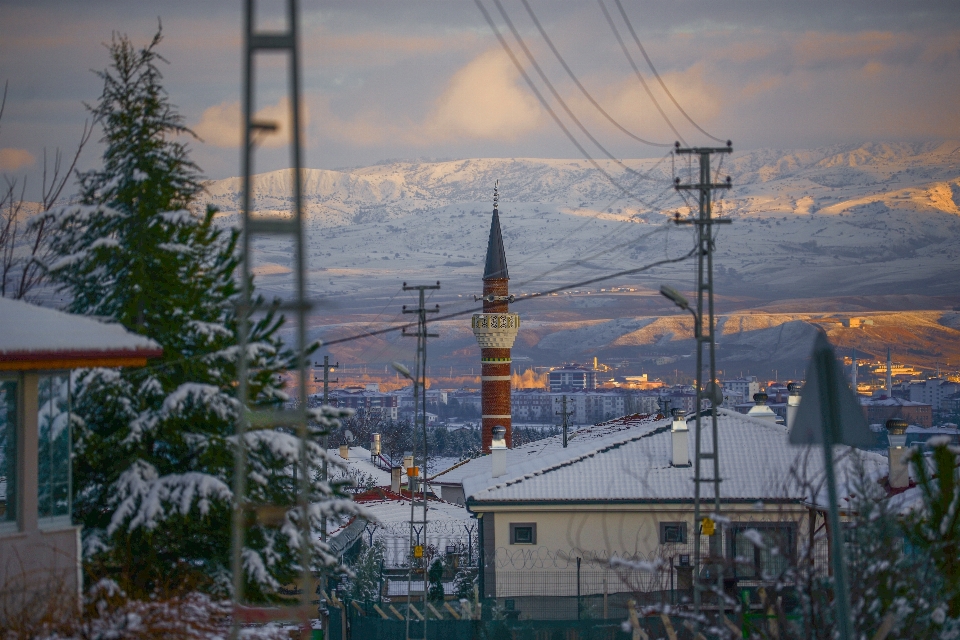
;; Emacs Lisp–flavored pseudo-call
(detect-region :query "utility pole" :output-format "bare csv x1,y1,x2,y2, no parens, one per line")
233,1,313,637
557,394,574,448
673,141,732,614
314,356,338,543
402,281,439,640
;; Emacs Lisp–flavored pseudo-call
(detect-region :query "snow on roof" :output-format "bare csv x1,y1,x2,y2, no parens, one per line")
431,414,661,486
327,446,394,486
861,396,928,407
0,297,161,365
327,495,474,567
461,410,888,507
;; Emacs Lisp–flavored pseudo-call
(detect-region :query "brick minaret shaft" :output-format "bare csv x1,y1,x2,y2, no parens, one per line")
481,274,511,452
474,187,517,454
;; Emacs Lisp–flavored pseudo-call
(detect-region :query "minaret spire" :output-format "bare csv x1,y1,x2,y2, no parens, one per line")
484,181,509,281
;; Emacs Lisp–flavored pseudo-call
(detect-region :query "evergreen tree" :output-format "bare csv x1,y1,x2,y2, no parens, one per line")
43,28,359,600
347,540,385,604
427,558,445,603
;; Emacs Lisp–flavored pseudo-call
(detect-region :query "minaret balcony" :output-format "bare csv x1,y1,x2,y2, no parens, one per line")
472,313,520,349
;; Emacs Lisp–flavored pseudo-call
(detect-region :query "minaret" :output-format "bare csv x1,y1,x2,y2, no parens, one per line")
472,182,520,453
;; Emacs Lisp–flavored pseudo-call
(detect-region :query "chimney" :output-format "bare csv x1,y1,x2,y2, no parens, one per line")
671,408,690,467
786,383,801,432
746,392,778,424
391,466,402,494
491,425,507,478
370,433,381,457
887,418,910,489
339,444,349,460
403,453,413,470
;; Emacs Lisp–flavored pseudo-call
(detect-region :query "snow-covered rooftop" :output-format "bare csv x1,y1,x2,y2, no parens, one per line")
0,297,161,368
452,410,888,508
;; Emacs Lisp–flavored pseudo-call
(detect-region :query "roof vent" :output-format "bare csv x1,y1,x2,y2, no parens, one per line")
671,409,689,467
786,383,801,431
886,418,910,489
491,425,507,478
747,391,778,424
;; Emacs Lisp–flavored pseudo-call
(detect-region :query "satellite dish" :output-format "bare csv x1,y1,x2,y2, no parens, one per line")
344,430,355,444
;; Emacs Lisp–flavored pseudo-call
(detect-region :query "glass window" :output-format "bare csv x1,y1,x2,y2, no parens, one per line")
38,374,70,522
660,522,687,544
510,523,536,545
729,524,795,580
0,379,17,526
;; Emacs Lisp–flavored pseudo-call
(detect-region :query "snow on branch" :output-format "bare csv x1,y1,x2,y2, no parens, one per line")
108,460,232,534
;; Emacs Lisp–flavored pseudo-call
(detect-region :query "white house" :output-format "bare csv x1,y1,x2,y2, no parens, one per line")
434,408,889,605
0,298,161,613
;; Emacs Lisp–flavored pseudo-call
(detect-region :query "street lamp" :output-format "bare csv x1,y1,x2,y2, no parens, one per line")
391,361,412,380
660,285,699,337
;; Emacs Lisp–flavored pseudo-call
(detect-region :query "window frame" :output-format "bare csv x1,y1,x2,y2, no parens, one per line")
0,375,19,535
727,522,797,580
659,521,688,545
509,522,537,545
37,372,72,528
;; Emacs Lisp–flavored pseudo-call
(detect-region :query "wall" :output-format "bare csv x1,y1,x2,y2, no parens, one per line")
475,502,814,598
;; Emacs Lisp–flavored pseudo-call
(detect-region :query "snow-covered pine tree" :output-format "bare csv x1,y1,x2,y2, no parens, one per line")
42,28,360,600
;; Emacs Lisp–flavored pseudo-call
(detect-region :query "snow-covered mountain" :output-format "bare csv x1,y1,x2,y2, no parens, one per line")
200,142,960,372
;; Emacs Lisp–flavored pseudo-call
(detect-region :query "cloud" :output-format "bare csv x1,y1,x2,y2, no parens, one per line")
313,48,543,148
0,148,35,171
572,63,722,143
193,97,310,148
424,49,542,141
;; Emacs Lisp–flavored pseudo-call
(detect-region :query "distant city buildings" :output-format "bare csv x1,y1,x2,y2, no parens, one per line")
547,364,597,392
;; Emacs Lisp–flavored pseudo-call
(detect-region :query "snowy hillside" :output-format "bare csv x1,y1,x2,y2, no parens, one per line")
199,142,960,372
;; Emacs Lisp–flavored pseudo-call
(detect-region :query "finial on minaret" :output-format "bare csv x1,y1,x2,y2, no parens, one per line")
493,179,499,212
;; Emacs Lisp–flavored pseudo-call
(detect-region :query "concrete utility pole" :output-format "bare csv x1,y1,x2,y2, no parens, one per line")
672,141,732,614
314,356,338,543
557,394,574,448
401,282,439,640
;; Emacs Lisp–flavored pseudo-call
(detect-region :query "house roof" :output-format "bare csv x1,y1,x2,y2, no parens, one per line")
0,297,162,371
431,414,659,486
455,410,888,508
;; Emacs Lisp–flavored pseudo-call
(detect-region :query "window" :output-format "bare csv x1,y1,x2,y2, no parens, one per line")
728,523,796,580
38,375,70,524
659,521,687,544
0,379,17,529
510,522,536,545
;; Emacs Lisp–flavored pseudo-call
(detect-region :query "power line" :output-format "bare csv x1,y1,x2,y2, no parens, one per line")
518,0,672,149
596,0,687,146
474,0,653,204
320,247,696,348
612,0,725,144
491,0,659,181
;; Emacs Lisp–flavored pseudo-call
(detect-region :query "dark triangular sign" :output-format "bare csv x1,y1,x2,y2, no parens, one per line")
790,332,874,447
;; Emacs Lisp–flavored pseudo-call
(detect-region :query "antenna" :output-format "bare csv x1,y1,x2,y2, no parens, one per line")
493,179,499,211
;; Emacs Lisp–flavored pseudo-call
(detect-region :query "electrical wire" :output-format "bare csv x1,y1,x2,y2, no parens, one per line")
492,0,660,184
320,247,696,348
517,0,672,149
474,0,652,204
597,0,687,146
612,0,725,144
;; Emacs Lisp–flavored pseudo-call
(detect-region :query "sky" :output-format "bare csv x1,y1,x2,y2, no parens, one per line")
1,0,958,196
